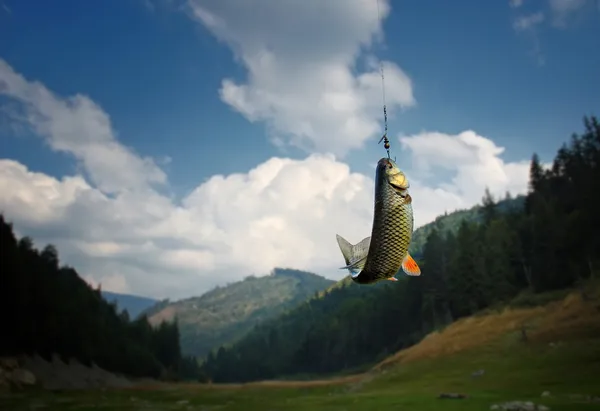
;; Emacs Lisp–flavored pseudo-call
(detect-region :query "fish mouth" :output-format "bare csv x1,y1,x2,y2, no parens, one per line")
388,173,410,191
379,158,410,191
389,181,409,191
389,181,409,197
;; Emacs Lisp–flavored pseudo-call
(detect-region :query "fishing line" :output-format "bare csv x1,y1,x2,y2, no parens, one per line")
376,0,391,159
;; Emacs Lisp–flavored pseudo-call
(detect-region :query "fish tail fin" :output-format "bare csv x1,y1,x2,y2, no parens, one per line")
335,234,354,267
401,252,421,276
336,234,370,278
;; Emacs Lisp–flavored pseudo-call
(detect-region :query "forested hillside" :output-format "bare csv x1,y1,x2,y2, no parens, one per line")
201,115,600,383
0,219,200,380
407,194,524,258
101,291,158,319
147,269,334,358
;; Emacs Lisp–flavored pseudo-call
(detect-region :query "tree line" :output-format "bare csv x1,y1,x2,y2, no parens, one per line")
200,115,600,383
0,219,202,380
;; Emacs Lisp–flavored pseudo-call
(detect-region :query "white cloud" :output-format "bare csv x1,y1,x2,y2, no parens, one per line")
511,11,546,66
0,60,167,195
548,0,590,27
0,36,532,300
511,0,595,32
513,12,545,31
185,0,415,158
0,153,374,299
399,131,531,224
510,0,525,8
0,139,530,300
510,0,596,65
141,0,155,12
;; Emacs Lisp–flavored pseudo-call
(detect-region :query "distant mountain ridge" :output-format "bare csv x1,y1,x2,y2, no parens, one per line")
408,194,525,258
146,268,334,358
100,291,158,319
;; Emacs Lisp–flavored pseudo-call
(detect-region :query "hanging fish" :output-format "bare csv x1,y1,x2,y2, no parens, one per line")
336,157,421,284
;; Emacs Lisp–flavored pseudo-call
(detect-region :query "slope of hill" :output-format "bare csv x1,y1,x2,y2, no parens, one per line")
147,268,334,358
8,281,599,411
374,280,600,371
100,291,158,319
407,194,525,259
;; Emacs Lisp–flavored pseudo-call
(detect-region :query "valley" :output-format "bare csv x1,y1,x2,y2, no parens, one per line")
3,281,599,411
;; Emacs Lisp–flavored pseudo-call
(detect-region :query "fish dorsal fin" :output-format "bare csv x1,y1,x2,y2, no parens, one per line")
336,234,371,278
401,253,421,276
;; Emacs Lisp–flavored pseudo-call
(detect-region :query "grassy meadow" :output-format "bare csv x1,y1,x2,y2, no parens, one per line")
2,284,599,411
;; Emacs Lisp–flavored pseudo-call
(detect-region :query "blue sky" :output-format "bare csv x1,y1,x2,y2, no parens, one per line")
0,0,599,298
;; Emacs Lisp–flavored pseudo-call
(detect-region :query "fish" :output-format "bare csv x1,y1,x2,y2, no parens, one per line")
336,157,421,284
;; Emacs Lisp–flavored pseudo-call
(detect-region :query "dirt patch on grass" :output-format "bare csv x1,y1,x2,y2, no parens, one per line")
148,305,177,326
374,283,600,370
529,292,600,343
129,374,365,391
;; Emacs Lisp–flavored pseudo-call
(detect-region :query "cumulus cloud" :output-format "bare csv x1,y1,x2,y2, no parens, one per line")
1,2,11,15
548,0,591,27
0,51,531,299
510,0,597,65
399,131,530,224
0,60,166,194
141,0,155,12
0,153,375,299
511,0,595,33
510,0,525,8
513,12,545,32
185,0,415,158
0,145,529,300
511,11,546,66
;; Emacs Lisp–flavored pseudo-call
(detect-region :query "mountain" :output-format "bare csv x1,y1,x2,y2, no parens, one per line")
100,291,159,319
408,194,525,259
147,268,335,358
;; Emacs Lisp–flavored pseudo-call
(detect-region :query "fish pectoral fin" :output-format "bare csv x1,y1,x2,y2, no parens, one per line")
338,255,367,270
348,269,361,279
401,253,421,276
386,276,398,282
339,255,368,278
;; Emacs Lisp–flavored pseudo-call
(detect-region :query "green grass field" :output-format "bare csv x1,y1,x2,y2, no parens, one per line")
2,288,600,411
